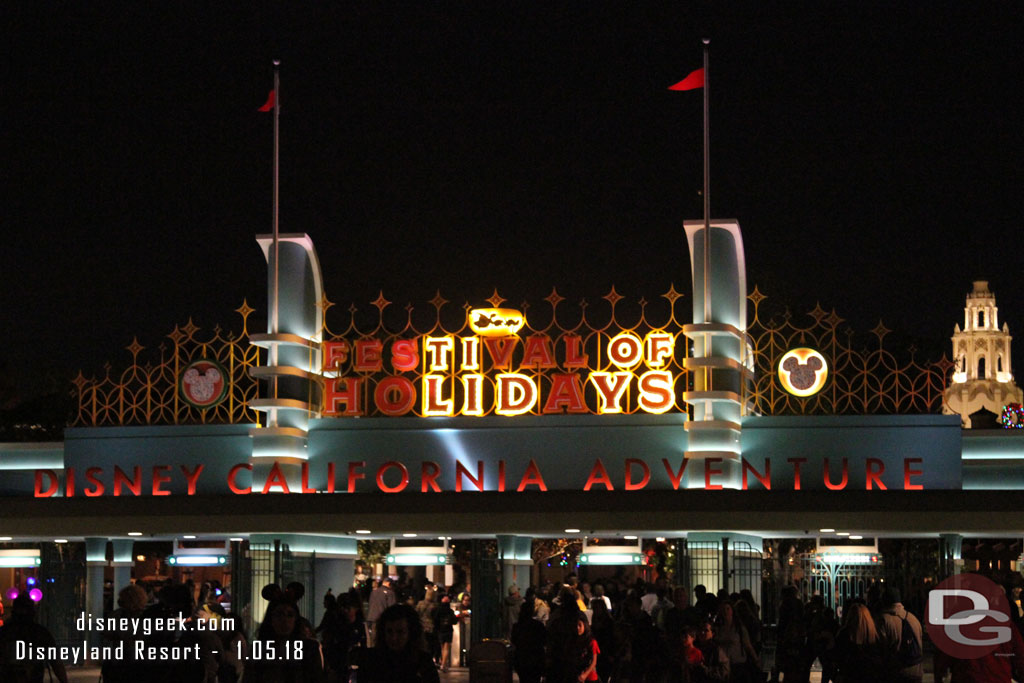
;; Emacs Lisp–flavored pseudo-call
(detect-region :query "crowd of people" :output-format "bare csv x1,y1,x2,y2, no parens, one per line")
7,572,1024,682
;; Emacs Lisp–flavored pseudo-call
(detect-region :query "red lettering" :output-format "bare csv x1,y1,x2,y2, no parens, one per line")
84,467,105,497
152,465,172,496
563,334,588,368
181,464,203,495
354,338,383,372
662,459,689,490
903,458,924,490
516,459,548,492
323,340,350,369
347,461,365,493
301,462,316,493
823,458,849,490
704,458,723,490
421,462,441,492
113,466,141,497
521,335,556,368
324,378,365,416
788,458,807,491
742,458,771,490
638,370,674,413
391,339,420,372
866,458,886,490
583,459,615,491
483,337,518,369
542,374,588,414
498,460,506,492
65,466,75,498
262,462,291,494
376,461,409,493
327,462,336,494
625,458,650,491
456,460,485,492
374,376,416,416
228,463,253,494
34,470,58,498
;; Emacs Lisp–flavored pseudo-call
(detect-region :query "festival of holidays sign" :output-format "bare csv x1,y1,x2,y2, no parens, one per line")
322,308,687,418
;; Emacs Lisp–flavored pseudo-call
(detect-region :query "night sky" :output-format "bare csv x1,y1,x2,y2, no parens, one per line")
5,2,1023,393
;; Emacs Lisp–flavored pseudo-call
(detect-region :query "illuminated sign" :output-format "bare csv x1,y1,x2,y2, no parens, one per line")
179,359,229,409
323,329,681,418
778,348,828,397
578,554,645,565
167,554,228,566
386,554,449,565
468,308,525,337
0,549,41,568
33,455,929,497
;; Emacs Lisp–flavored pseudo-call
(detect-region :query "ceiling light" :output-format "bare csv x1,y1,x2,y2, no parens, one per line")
183,535,196,539
54,539,68,544
356,530,371,534
565,528,581,534
229,537,244,542
403,533,418,538
837,532,850,536
819,528,835,533
128,532,143,537
850,535,863,540
624,535,638,540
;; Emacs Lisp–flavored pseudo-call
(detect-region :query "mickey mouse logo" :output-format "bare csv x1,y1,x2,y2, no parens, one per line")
778,348,828,397
179,359,229,409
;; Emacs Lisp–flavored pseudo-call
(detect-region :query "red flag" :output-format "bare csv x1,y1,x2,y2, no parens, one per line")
668,68,704,91
258,90,275,112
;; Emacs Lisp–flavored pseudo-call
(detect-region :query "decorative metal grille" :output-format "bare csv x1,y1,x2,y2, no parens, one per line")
798,552,884,616
746,287,955,415
71,287,956,425
72,303,262,426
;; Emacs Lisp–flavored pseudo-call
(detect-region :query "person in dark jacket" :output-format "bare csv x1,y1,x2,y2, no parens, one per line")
833,603,886,683
0,594,69,683
511,601,547,683
360,603,439,683
434,595,457,672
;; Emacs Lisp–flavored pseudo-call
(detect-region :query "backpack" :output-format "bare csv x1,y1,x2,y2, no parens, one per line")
896,615,922,667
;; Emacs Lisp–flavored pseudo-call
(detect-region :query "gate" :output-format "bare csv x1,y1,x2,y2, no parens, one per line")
236,542,274,638
234,541,316,638
685,540,722,595
281,543,316,624
798,553,883,616
678,538,764,601
729,541,763,600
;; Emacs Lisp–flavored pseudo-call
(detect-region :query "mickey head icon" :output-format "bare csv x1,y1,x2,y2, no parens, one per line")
778,348,828,397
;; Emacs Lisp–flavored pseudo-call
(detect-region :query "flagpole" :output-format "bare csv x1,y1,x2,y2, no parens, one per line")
702,39,712,409
271,59,280,410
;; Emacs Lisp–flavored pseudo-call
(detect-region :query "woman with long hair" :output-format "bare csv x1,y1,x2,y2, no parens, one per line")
245,598,325,683
589,598,615,682
360,603,439,683
572,613,600,683
833,603,885,683
713,602,759,683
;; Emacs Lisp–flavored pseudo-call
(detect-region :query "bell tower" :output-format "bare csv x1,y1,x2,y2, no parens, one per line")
944,280,1022,427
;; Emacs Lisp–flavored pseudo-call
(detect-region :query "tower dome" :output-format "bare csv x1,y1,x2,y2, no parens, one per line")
943,280,1022,427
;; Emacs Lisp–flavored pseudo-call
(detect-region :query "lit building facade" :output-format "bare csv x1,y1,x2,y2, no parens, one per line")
3,224,1024,646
